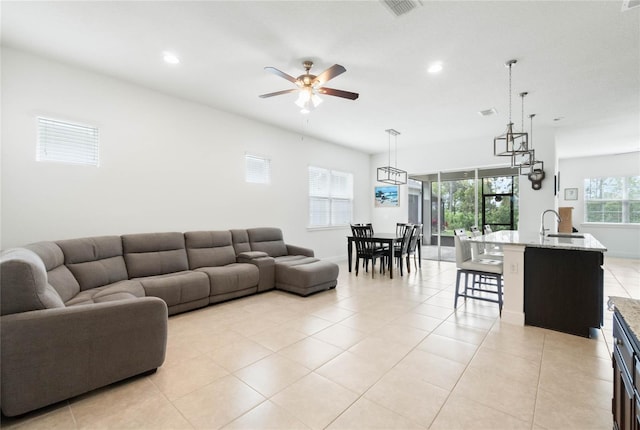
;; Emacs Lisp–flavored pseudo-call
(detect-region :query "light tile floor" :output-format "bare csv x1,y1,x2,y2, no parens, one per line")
3,257,639,429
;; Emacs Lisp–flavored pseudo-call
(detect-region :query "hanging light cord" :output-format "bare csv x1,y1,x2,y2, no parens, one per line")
394,133,398,168
521,93,525,133
529,114,535,149
387,130,391,168
508,64,512,125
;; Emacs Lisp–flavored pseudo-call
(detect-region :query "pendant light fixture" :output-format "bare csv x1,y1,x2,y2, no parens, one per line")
522,113,545,189
494,59,529,158
377,129,407,185
518,113,536,175
528,161,546,190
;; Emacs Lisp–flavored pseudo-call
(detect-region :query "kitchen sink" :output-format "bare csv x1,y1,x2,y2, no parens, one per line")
547,233,585,239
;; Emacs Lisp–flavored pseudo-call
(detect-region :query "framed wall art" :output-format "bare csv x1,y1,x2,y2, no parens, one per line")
375,185,399,207
564,187,578,200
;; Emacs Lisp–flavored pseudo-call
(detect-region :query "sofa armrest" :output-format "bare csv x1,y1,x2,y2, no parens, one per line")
237,254,275,292
286,244,315,257
237,251,269,262
0,297,168,417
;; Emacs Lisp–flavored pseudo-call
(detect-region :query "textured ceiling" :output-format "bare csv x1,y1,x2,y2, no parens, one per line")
1,1,638,158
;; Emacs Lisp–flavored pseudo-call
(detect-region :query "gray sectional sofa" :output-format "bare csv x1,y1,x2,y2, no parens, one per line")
0,227,339,417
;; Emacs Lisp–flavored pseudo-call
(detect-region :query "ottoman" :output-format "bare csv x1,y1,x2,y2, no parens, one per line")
274,256,339,296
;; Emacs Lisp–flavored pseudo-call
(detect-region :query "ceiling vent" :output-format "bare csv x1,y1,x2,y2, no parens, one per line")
622,0,640,11
479,108,498,117
381,0,423,17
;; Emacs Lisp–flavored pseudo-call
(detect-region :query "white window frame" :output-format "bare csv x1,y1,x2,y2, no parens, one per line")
245,153,271,184
584,176,640,224
308,166,353,228
36,117,99,166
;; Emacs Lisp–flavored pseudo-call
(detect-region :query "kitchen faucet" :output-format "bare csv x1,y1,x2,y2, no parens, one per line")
540,209,562,236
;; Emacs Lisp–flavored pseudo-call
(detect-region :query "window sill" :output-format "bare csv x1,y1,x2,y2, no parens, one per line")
307,225,350,232
581,223,640,229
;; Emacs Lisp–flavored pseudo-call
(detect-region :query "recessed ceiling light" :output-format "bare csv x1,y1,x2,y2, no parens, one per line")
163,51,180,65
427,62,443,74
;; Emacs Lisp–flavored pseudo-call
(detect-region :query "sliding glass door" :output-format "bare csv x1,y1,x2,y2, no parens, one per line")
482,175,518,232
412,167,519,262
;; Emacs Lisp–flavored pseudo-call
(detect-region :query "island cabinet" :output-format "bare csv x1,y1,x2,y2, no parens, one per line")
612,309,640,430
524,247,603,337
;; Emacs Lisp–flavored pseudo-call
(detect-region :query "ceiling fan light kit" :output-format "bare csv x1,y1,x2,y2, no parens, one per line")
259,60,358,114
377,129,408,185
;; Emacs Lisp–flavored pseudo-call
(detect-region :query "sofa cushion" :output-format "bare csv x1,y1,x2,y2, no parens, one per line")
230,229,251,255
25,241,80,302
65,280,145,306
122,232,188,278
274,255,310,264
247,228,288,257
0,248,65,315
133,270,209,307
185,231,237,269
195,263,259,296
56,236,128,291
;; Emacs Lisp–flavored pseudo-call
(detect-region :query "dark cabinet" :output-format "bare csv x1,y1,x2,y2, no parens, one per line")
613,311,640,430
524,247,603,337
613,349,635,429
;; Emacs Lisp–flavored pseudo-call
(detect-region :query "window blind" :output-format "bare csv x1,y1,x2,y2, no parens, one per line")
584,176,640,224
37,117,99,166
308,166,353,227
245,154,271,184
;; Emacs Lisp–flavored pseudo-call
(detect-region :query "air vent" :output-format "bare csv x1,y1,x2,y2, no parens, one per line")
622,0,640,11
478,108,498,117
381,0,423,17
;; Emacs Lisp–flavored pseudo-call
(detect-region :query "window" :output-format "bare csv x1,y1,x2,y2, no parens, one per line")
37,117,99,166
308,166,353,227
584,176,640,224
245,153,271,184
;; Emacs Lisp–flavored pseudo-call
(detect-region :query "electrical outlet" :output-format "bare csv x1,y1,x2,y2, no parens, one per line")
510,263,518,274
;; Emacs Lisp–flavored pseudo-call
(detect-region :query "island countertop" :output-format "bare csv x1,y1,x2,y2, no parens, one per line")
609,296,640,348
470,230,607,252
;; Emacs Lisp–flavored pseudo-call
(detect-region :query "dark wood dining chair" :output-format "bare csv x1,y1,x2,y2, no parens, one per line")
394,223,412,254
407,223,422,271
351,224,386,277
395,224,414,276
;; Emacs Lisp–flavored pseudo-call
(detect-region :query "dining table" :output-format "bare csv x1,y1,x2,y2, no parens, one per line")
346,232,401,279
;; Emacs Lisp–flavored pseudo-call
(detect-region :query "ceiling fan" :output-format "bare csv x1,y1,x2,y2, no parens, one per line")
259,60,359,113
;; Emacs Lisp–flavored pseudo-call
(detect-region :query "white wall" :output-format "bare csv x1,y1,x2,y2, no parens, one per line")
557,152,640,258
370,127,557,234
0,48,370,260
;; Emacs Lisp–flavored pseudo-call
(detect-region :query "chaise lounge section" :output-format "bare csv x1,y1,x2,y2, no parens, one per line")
233,227,339,296
0,227,338,416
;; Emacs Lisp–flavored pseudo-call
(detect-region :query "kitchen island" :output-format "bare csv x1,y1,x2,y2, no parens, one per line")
608,297,640,429
471,230,607,337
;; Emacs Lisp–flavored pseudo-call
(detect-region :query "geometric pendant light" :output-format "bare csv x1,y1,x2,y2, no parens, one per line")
518,113,537,175
494,59,529,159
377,129,407,185
522,113,545,189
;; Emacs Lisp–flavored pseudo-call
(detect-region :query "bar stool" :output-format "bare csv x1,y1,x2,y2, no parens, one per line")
470,225,503,261
453,234,503,314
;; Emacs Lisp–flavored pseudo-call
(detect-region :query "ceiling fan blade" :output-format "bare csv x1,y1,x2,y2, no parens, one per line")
264,66,298,84
259,88,299,98
314,64,346,85
318,87,359,100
